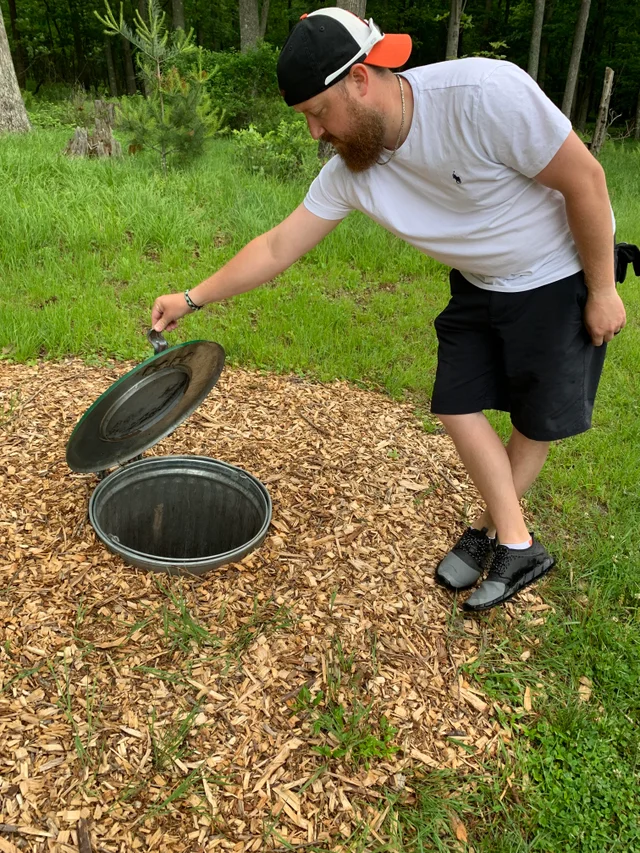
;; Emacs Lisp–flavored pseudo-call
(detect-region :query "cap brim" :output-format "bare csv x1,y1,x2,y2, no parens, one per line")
364,33,412,69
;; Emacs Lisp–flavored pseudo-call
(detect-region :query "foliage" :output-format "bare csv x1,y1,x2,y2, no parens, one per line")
96,1,223,172
24,98,75,129
3,0,640,128
233,118,320,181
23,86,101,129
194,43,289,132
523,710,640,850
310,696,399,767
467,40,510,61
96,0,198,77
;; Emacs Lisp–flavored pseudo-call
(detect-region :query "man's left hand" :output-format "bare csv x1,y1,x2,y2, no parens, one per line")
584,289,626,346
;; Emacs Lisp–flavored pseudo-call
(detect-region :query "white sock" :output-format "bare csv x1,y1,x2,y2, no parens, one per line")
502,537,533,550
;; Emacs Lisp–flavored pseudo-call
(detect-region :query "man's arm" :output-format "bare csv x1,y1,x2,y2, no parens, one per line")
152,204,340,332
534,130,626,345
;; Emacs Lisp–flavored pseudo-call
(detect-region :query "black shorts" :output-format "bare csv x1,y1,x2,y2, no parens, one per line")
430,269,607,441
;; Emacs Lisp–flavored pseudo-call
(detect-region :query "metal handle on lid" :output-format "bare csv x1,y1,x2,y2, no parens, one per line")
146,329,169,355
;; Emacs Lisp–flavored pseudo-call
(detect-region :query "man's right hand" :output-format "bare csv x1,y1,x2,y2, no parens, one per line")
152,292,194,332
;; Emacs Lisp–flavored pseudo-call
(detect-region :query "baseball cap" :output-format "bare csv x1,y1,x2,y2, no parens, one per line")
277,8,412,107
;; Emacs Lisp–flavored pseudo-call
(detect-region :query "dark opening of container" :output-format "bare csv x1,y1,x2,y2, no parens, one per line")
89,456,272,575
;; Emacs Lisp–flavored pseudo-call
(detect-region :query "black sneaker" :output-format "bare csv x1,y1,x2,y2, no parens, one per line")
435,527,495,591
462,535,555,612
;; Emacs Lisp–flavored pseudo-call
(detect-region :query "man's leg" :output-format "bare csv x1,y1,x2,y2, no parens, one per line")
436,412,555,609
438,413,549,544
468,425,550,537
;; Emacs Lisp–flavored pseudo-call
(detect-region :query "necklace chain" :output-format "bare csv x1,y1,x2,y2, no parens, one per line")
377,75,405,166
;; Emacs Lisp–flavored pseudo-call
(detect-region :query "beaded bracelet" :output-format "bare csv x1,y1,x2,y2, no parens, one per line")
184,290,203,311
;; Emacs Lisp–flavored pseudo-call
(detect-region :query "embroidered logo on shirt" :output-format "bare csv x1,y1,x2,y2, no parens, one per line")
452,172,462,185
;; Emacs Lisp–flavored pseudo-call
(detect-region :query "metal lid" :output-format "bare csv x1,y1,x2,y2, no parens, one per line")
66,331,225,473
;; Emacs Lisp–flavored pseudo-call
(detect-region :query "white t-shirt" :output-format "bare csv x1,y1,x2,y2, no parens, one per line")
303,59,586,292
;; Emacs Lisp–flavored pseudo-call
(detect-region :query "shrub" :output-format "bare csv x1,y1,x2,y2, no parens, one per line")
26,99,75,129
24,86,103,129
175,43,290,132
232,118,321,181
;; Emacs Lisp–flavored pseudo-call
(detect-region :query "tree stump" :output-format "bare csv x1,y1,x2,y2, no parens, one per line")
65,100,122,158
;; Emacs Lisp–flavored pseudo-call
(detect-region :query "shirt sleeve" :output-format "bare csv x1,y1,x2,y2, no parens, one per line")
303,155,354,221
476,63,572,178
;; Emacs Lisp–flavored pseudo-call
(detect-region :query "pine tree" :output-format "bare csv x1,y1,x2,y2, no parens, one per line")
96,0,224,173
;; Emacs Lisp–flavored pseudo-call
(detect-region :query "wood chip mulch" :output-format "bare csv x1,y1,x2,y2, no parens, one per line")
0,360,551,852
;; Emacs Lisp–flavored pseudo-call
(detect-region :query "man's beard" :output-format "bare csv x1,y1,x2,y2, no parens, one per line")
321,98,387,173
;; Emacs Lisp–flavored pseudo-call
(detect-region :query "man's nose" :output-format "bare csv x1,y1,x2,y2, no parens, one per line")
306,116,325,140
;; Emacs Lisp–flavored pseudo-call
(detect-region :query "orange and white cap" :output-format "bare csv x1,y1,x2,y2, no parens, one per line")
277,8,412,106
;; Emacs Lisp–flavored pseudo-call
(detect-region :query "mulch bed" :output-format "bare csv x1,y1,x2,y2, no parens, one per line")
0,360,551,852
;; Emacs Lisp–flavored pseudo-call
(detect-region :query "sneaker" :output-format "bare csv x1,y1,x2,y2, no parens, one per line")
462,535,555,612
435,527,495,591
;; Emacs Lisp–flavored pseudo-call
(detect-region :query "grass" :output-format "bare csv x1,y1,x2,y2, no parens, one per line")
155,577,222,653
229,596,294,658
48,661,105,770
293,639,400,769
149,704,203,771
1,129,640,851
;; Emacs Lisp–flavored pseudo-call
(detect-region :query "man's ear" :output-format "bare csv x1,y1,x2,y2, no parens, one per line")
348,63,370,97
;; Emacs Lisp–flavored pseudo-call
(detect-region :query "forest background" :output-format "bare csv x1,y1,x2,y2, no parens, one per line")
1,0,640,137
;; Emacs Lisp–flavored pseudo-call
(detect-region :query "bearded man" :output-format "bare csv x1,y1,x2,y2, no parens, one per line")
151,9,627,612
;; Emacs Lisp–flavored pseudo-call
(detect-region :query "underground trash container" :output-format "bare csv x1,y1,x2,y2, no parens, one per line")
65,330,272,575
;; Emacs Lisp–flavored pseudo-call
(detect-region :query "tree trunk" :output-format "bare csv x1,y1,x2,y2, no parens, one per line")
0,5,30,132
239,0,260,51
590,66,613,157
42,0,68,82
537,0,555,90
68,0,89,87
172,0,186,30
6,0,26,88
446,0,462,60
527,0,545,81
259,0,270,38
635,88,640,142
104,37,118,96
574,0,605,123
538,37,548,89
121,35,137,95
574,71,593,131
482,0,493,34
337,0,367,16
561,0,591,118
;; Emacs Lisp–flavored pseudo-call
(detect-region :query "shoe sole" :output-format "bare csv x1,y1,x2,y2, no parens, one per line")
462,557,555,613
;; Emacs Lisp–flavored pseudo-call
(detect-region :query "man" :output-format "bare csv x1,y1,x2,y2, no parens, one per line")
151,8,626,612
